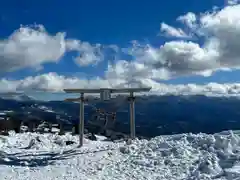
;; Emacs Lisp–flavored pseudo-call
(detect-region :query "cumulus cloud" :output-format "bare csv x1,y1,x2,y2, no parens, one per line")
160,23,190,38
106,60,153,81
74,43,103,67
0,25,104,72
0,25,66,72
3,2,240,95
0,72,126,92
1,73,240,97
117,3,240,81
227,0,240,5
177,12,197,30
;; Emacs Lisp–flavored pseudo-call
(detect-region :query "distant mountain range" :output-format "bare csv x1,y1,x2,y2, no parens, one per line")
0,94,240,137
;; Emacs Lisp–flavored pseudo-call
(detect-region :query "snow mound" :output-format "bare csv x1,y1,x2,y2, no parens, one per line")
1,131,240,179
100,131,240,180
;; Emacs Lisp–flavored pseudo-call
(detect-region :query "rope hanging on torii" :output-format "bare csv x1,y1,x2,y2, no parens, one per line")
93,95,135,134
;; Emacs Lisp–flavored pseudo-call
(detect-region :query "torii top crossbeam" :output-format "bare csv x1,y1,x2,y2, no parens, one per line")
63,87,151,94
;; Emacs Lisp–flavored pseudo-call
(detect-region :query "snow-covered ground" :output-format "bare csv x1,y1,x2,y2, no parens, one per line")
1,131,240,180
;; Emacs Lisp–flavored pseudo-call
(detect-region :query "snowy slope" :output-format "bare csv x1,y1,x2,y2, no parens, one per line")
1,131,240,180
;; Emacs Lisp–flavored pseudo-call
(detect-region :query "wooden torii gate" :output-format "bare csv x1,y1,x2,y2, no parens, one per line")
64,87,151,147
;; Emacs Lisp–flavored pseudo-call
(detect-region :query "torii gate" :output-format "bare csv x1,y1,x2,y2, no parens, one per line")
64,87,151,147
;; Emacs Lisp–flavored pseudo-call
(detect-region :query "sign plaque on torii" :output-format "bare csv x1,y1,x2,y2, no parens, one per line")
64,87,151,147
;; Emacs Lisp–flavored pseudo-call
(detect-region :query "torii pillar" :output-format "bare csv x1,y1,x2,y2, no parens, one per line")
128,92,136,139
64,93,86,147
79,93,85,147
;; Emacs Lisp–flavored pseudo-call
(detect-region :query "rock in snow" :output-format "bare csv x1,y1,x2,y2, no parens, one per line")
1,131,240,179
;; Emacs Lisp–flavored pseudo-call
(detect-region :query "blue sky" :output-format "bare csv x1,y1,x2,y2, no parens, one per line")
1,0,240,97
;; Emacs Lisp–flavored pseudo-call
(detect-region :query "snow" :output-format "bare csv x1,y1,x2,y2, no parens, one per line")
1,131,240,179
37,105,55,113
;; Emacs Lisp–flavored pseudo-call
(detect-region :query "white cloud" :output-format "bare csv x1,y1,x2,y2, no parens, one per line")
0,72,126,92
0,25,66,72
119,3,240,81
1,73,240,97
0,25,104,72
2,2,240,96
106,60,153,81
227,0,240,5
177,12,197,30
160,23,190,38
74,43,103,67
